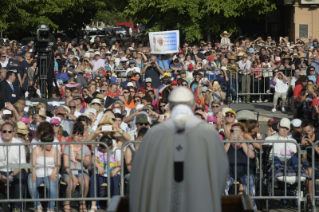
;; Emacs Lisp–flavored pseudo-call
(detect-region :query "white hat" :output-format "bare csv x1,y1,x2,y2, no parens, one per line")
85,108,97,116
236,110,256,121
222,108,232,116
201,87,208,92
120,57,128,62
221,66,227,71
51,101,60,107
94,51,100,56
168,87,194,103
25,100,33,106
291,119,302,128
127,82,134,87
105,51,111,54
280,118,291,129
145,77,152,82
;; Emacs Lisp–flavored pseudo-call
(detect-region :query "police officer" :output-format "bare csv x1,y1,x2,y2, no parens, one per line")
6,54,21,95
17,53,29,96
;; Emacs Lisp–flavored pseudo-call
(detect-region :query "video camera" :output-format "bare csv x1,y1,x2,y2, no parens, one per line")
36,24,54,53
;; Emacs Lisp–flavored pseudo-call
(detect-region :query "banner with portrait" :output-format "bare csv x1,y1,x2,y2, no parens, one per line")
149,30,180,54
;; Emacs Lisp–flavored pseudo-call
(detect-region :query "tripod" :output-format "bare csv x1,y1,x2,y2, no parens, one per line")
32,48,61,99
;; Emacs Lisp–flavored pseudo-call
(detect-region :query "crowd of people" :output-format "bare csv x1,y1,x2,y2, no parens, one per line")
0,31,318,211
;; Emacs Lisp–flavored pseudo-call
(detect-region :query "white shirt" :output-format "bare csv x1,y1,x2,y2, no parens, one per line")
275,78,288,93
0,138,26,172
92,58,105,71
237,60,251,75
291,77,298,86
0,59,8,67
265,134,297,161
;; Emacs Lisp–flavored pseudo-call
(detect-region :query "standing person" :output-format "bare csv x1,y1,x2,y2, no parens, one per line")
293,75,308,118
141,55,164,89
1,71,19,104
0,122,27,211
237,54,251,103
28,132,60,212
17,53,29,96
130,87,228,212
272,71,289,113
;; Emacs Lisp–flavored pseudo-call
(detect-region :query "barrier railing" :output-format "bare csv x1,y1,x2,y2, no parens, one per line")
120,140,141,196
222,139,304,212
311,140,319,212
0,141,114,211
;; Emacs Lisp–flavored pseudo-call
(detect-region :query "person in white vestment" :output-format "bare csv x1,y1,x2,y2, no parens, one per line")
129,87,229,212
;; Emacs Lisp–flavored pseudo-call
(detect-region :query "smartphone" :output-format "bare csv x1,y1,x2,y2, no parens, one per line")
234,128,240,139
102,126,113,132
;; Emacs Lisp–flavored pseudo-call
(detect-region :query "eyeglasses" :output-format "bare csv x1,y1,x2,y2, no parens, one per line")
211,105,219,108
100,90,106,92
2,130,12,134
138,123,149,126
130,91,135,93
51,124,59,127
225,114,235,118
102,84,108,86
69,106,76,109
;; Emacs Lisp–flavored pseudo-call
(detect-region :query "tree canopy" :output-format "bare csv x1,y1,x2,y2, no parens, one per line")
124,0,276,42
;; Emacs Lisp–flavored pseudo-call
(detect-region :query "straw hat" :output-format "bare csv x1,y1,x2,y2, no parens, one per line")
220,31,231,38
38,109,47,118
17,121,29,135
237,52,245,57
229,56,237,60
282,55,292,60
299,53,306,58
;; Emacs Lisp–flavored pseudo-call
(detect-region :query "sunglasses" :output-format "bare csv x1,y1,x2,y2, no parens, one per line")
160,104,166,108
134,99,141,103
2,130,12,134
138,123,149,126
182,84,188,86
211,105,219,108
123,92,129,94
226,114,235,118
69,106,76,109
100,90,106,92
51,124,59,127
102,84,108,86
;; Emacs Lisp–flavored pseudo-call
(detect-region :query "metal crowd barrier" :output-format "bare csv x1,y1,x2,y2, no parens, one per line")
120,140,141,196
222,140,304,212
0,141,114,211
312,140,319,212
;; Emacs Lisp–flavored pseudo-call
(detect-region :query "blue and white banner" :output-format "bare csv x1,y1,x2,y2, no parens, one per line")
149,30,180,54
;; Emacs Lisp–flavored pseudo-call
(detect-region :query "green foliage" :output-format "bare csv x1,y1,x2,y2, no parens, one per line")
0,0,105,37
124,0,276,42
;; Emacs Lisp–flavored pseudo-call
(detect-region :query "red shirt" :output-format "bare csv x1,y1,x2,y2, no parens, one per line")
312,98,319,116
293,84,303,100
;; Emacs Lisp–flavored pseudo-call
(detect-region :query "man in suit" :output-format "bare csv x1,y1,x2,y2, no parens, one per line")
0,71,19,105
96,86,115,108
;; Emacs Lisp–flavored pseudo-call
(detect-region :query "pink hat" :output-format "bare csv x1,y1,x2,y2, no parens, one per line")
19,117,30,124
207,116,217,123
50,117,61,125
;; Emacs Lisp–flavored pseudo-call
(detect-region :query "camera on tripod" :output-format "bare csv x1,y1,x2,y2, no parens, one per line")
36,24,53,53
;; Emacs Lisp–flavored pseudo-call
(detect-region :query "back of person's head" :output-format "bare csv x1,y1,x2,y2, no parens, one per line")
142,95,152,104
40,132,54,143
99,135,113,147
168,87,195,110
35,122,54,140
302,120,314,128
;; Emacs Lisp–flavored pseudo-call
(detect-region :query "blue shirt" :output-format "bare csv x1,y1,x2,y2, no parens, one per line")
308,75,316,83
310,59,319,75
157,58,170,70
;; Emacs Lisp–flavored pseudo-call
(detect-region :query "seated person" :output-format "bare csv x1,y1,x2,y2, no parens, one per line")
224,123,257,212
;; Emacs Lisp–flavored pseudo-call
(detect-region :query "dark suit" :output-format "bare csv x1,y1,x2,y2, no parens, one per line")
0,80,19,105
104,96,115,108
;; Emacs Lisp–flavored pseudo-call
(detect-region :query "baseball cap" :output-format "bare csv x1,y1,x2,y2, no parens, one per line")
178,50,184,54
180,69,186,74
171,80,178,85
50,117,61,125
267,118,278,125
201,87,208,92
136,113,151,124
279,118,291,129
225,110,236,117
291,119,302,128
127,82,134,87
207,56,214,61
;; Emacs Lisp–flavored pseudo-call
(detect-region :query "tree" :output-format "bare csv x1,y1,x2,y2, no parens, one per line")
124,0,276,42
0,0,105,39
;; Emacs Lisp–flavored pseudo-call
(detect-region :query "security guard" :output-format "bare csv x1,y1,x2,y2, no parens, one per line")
17,53,29,96
7,54,21,95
